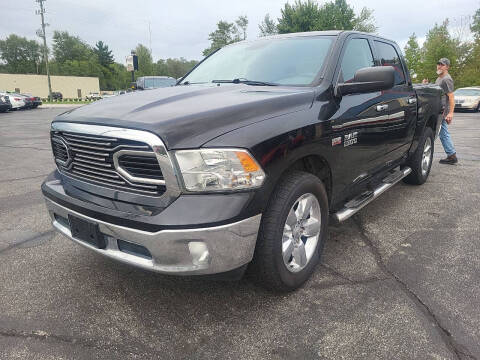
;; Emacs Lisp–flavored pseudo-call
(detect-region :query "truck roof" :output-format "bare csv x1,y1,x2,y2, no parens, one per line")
233,30,398,47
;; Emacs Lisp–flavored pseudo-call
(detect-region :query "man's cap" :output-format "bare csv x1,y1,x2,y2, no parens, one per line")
437,58,450,66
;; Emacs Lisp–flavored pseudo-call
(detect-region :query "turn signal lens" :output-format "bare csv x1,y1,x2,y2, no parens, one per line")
235,151,260,172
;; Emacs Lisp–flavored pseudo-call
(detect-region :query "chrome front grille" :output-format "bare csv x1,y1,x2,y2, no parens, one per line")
51,130,166,196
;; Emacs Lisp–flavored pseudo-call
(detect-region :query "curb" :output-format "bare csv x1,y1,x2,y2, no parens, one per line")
38,104,85,109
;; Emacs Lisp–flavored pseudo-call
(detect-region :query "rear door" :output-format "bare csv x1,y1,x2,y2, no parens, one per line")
371,40,417,162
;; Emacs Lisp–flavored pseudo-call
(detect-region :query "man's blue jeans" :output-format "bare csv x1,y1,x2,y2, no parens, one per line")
439,119,456,156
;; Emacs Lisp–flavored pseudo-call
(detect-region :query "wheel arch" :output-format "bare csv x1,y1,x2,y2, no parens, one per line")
269,153,333,207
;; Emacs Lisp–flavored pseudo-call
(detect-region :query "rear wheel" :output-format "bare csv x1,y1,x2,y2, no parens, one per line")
403,127,434,185
250,171,329,292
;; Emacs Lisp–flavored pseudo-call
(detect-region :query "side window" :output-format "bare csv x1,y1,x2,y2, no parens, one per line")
374,41,406,85
340,38,374,83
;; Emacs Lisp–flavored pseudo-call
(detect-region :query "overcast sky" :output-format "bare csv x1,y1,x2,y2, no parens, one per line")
1,0,478,64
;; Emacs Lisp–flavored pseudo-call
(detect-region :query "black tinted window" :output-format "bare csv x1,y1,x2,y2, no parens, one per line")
340,38,374,83
374,41,405,85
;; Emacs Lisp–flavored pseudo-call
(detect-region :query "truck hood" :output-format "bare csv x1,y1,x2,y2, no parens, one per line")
54,84,315,149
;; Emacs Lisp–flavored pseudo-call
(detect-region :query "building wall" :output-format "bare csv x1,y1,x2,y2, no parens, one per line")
0,73,100,98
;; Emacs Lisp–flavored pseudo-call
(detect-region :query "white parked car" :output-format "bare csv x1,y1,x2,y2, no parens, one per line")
0,92,26,110
85,92,102,100
454,87,480,112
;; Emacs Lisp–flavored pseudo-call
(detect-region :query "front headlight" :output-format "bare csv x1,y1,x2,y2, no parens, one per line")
174,148,265,192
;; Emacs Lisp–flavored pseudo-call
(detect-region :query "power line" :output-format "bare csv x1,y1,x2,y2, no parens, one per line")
35,0,52,100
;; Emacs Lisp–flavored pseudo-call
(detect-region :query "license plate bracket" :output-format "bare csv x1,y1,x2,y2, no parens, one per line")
68,215,106,249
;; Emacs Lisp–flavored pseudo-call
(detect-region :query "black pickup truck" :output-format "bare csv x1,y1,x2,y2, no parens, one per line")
42,31,442,291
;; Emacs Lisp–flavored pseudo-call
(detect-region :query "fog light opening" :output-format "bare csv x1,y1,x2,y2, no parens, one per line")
188,242,210,266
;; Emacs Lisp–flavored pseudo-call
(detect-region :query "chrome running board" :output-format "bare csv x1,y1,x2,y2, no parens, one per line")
333,167,412,223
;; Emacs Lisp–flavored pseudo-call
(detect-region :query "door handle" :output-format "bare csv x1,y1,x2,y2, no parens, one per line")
376,104,388,112
408,97,417,104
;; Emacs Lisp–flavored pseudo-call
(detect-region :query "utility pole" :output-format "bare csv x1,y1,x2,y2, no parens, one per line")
36,0,52,100
148,21,153,75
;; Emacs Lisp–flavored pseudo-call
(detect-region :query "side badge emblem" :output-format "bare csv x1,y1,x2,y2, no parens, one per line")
332,137,342,146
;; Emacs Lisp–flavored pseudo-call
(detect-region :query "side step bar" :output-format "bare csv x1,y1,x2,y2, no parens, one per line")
332,167,412,223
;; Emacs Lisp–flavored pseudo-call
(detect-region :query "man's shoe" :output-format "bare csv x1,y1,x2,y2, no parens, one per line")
439,153,458,165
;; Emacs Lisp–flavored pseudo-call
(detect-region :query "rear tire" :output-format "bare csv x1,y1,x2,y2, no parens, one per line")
403,127,434,185
249,171,329,292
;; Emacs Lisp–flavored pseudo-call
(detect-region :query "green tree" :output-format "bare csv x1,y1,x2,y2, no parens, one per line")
317,0,355,30
259,14,278,36
352,7,377,33
417,20,458,82
93,41,114,66
0,34,43,74
456,38,480,87
471,8,480,38
277,0,321,33
404,33,421,79
236,15,249,40
52,31,92,63
276,0,376,34
155,58,198,78
134,44,154,76
202,17,246,56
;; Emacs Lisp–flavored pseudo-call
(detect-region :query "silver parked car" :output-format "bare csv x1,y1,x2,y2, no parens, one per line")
454,87,480,112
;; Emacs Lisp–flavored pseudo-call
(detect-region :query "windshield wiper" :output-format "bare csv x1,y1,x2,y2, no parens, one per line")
180,81,208,85
211,78,278,86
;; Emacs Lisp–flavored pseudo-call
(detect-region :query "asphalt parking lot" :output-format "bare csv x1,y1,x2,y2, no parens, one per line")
0,108,479,360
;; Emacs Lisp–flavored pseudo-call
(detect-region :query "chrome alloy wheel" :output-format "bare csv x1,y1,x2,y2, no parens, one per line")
282,193,321,273
421,137,432,176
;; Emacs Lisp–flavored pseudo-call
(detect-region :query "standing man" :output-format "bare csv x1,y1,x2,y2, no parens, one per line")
434,58,458,164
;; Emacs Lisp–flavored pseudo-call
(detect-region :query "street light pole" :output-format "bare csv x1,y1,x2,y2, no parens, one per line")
36,0,52,100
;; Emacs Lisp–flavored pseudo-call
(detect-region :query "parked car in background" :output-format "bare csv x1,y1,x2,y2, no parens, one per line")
454,87,480,112
0,92,25,110
19,94,34,109
32,96,42,108
51,92,63,100
0,94,12,113
85,92,102,100
136,76,176,90
21,94,42,108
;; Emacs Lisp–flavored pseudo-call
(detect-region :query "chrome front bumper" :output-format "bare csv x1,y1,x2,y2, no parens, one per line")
45,197,262,275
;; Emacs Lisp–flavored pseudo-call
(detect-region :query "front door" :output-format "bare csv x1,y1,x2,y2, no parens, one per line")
329,36,391,195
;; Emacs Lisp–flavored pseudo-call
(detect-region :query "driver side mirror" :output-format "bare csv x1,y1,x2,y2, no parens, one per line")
335,66,395,97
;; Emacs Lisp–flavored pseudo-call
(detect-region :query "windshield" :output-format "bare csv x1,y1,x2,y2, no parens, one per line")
181,36,334,86
455,89,480,96
141,77,176,89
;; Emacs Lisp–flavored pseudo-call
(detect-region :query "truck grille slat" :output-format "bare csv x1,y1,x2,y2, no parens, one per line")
74,157,112,168
65,141,114,152
75,153,107,162
70,147,109,157
51,130,165,196
62,132,118,142
62,137,112,147
72,163,119,177
72,169,124,184
117,154,164,180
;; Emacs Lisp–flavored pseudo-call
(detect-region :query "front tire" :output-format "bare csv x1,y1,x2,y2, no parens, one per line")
250,171,329,292
403,127,434,185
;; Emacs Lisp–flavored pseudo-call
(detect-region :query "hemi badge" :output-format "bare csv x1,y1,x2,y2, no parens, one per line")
332,137,342,146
